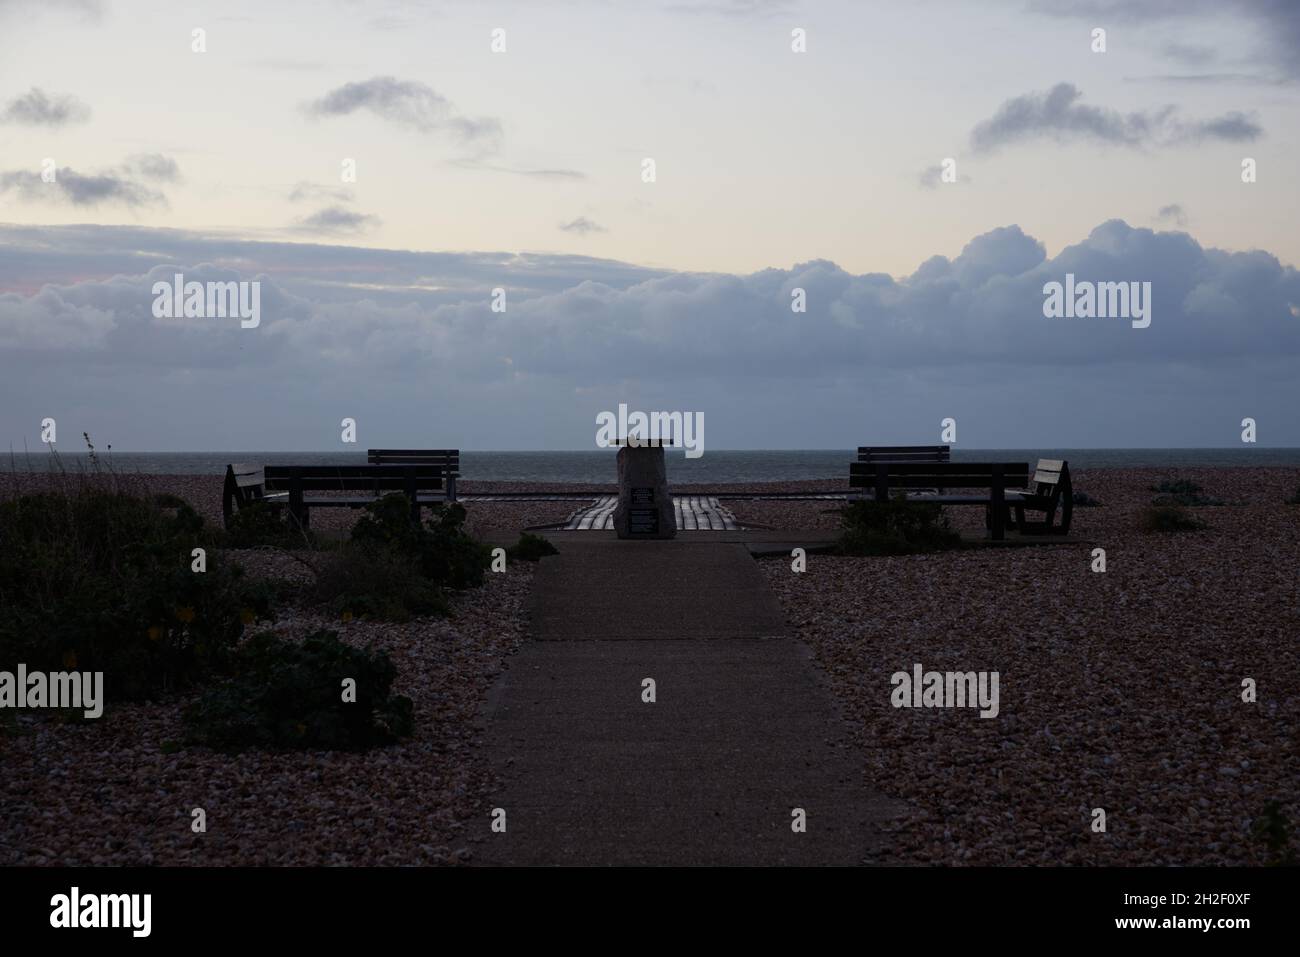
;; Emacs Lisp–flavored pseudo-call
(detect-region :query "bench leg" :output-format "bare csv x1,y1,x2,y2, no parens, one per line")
990,476,1006,541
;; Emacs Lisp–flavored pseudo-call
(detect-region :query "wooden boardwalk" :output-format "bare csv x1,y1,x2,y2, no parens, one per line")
563,495,740,530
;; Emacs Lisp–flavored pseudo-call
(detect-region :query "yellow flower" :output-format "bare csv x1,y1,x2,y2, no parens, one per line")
240,608,255,625
341,610,354,623
147,625,164,642
175,606,196,623
295,723,306,736
62,650,78,669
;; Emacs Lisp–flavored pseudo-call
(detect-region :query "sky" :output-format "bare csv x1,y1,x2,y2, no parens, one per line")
1,0,1298,450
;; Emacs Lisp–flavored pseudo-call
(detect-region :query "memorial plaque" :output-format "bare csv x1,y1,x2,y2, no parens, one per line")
628,487,659,534
613,446,676,539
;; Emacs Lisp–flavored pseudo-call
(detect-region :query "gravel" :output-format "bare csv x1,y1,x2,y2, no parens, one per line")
4,466,1296,866
758,467,1300,865
0,561,536,867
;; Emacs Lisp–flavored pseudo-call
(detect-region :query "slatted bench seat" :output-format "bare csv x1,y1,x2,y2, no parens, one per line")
857,445,950,464
1007,458,1073,535
367,449,459,501
848,461,1031,541
223,463,447,529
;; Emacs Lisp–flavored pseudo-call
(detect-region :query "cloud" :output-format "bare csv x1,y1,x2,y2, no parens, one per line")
293,206,381,236
443,158,586,180
1154,203,1188,226
0,167,166,208
288,181,355,204
0,0,102,19
1161,42,1218,67
0,153,179,208
0,87,91,127
1028,0,1300,82
559,217,607,235
663,0,793,16
121,153,181,183
970,83,1261,152
3,219,1299,447
304,76,502,146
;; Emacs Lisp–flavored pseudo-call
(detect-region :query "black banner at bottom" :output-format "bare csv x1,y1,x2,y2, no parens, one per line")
0,866,1286,944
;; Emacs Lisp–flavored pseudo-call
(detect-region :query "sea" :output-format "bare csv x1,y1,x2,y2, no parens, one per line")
4,449,1299,484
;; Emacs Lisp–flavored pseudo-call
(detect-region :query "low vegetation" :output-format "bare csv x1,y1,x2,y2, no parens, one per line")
838,498,962,556
181,629,413,752
506,532,559,562
0,484,273,700
310,494,489,621
1149,478,1225,507
223,499,309,548
1140,504,1206,533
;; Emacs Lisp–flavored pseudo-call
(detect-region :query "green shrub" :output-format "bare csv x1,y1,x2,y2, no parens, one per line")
309,494,488,620
1072,491,1103,507
1150,477,1224,506
312,545,449,622
224,500,305,548
181,630,413,752
350,495,488,588
1140,505,1205,533
506,532,559,562
0,490,272,700
838,497,962,556
1150,478,1202,496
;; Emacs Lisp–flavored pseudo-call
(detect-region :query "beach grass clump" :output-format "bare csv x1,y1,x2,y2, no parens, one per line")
181,629,413,752
1072,490,1103,507
0,487,273,700
1285,486,1300,505
1140,504,1206,533
506,532,559,562
1149,477,1224,507
838,498,962,556
311,494,489,620
223,500,309,548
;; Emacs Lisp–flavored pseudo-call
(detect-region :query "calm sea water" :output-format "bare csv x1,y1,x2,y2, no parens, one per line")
4,449,1299,483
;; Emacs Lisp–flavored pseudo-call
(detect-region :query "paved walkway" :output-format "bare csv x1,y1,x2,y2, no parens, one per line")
474,540,895,865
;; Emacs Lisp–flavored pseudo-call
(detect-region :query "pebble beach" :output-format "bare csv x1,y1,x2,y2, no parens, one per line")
2,466,1296,865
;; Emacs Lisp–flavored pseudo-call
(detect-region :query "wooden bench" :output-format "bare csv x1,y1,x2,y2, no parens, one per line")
848,461,1030,541
223,463,447,529
1007,459,1073,535
367,449,459,501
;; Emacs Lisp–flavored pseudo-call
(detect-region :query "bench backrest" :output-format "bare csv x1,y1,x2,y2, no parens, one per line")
849,461,1030,497
857,445,950,463
226,462,267,503
262,464,444,492
367,449,459,473
1028,458,1070,500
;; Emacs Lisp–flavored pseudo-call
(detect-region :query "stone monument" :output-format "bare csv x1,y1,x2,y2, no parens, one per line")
612,438,676,539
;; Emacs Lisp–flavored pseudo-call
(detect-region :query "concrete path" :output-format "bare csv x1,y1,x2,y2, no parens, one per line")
475,540,895,865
